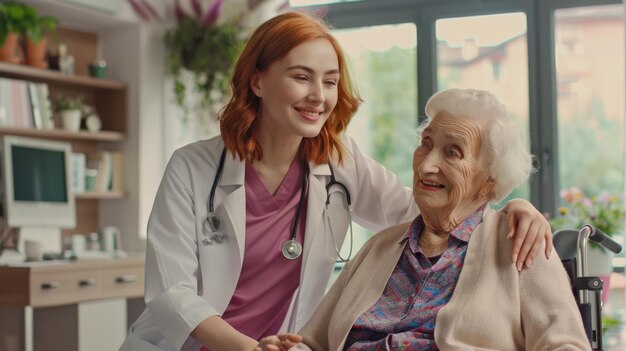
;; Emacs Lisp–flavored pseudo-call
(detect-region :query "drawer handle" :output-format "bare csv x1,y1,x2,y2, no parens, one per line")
41,282,60,290
79,279,97,287
116,275,138,284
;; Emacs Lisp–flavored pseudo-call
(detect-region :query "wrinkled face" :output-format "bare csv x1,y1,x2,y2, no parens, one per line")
412,112,492,213
251,38,340,140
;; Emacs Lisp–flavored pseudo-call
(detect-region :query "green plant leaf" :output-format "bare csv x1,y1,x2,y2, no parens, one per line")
164,17,243,122
0,2,58,43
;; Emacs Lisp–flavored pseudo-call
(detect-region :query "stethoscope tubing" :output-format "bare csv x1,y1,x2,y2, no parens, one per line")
205,147,353,262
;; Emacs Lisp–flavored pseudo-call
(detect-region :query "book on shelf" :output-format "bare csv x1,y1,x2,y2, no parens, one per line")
36,83,53,130
0,78,32,129
27,82,43,129
97,151,113,192
81,151,124,195
111,152,124,192
0,78,9,126
71,152,86,194
0,78,52,130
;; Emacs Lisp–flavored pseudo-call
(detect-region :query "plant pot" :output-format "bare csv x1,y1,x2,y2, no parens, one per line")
0,32,21,64
25,38,48,68
61,109,82,132
587,246,615,304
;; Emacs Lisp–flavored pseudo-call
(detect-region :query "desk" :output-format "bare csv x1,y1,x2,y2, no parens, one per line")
0,256,144,351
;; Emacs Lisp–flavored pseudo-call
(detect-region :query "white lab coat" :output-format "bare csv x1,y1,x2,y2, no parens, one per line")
120,135,418,351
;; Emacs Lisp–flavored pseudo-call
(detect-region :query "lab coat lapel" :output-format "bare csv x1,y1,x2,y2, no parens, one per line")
302,162,331,268
291,162,331,330
215,151,246,265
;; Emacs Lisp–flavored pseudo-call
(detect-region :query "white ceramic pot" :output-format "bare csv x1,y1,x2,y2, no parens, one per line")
61,109,82,132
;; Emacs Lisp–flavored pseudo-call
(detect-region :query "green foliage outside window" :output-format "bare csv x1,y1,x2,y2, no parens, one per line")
558,97,624,197
360,46,418,187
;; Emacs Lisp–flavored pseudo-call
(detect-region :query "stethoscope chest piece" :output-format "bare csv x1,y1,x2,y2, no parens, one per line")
202,211,226,245
282,239,302,260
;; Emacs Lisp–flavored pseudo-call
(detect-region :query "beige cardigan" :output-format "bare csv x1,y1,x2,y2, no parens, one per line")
293,209,590,351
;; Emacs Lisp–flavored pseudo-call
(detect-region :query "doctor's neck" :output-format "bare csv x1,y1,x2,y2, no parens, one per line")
251,130,303,194
255,126,303,169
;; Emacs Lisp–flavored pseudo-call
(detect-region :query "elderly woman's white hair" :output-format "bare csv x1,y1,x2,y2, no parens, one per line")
423,88,534,203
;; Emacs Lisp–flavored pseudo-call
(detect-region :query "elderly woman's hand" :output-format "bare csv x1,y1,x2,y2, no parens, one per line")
254,333,303,351
502,199,553,271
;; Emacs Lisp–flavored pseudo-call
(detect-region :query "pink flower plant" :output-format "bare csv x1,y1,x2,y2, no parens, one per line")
550,187,625,238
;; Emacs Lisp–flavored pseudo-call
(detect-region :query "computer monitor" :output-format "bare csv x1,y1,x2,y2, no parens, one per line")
2,136,75,228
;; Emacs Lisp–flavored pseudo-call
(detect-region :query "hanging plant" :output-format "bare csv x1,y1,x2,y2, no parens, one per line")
164,16,242,115
128,0,244,121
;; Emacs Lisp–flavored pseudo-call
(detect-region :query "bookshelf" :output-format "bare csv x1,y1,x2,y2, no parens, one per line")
0,61,126,89
0,3,144,350
0,126,124,141
75,191,125,200
0,27,128,241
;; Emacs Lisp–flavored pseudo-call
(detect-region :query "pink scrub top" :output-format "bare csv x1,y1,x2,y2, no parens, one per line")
200,159,307,350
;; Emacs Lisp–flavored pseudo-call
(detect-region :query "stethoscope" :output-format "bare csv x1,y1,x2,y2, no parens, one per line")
203,148,354,262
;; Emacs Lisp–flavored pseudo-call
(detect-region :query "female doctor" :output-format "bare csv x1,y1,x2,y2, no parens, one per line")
121,12,552,351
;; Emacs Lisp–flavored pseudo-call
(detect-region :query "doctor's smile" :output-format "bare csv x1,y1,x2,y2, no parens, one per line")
295,108,325,123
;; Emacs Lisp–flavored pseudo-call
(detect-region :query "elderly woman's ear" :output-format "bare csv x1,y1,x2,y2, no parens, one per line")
478,177,496,200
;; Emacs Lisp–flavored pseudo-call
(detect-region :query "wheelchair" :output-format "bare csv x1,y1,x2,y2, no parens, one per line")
553,225,623,351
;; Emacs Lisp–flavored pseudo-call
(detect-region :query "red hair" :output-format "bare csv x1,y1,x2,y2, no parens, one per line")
219,12,361,165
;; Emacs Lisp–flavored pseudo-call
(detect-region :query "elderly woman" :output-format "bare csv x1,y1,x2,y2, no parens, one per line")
256,88,589,351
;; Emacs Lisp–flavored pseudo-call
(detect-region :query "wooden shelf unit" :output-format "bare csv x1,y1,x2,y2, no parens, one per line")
0,62,127,137
0,61,126,90
0,126,125,142
75,191,126,200
0,256,144,307
0,256,145,351
0,27,128,242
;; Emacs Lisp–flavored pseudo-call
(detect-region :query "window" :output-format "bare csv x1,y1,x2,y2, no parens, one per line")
555,5,625,198
300,0,626,342
334,24,418,187
329,23,417,283
435,13,530,207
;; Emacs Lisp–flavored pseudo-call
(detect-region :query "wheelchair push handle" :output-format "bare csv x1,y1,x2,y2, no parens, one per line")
584,224,622,254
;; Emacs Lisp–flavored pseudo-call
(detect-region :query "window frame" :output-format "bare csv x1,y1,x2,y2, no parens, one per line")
300,0,623,214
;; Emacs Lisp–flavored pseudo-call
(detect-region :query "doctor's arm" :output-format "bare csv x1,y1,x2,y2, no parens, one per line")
255,241,373,351
192,316,258,351
145,150,247,350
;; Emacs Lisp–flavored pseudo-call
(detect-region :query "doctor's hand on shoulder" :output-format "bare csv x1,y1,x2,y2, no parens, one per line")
502,198,553,271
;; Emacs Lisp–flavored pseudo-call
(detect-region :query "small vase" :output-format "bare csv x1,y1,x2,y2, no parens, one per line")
0,32,21,64
61,109,82,132
25,38,48,68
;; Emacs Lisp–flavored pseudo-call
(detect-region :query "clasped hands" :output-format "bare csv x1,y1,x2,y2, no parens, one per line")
254,333,302,351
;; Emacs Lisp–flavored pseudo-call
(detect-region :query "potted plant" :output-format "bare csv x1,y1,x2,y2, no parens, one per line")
550,187,625,249
164,0,243,119
53,94,84,132
128,0,244,120
550,187,625,299
21,3,57,68
0,1,27,64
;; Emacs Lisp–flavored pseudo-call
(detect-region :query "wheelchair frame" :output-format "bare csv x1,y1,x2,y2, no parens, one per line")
555,225,622,351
